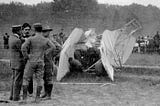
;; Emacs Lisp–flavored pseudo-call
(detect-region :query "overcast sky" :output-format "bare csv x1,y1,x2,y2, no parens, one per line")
0,0,159,8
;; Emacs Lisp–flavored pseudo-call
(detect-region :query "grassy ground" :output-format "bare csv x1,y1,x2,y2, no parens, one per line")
125,53,160,66
2,38,160,105
1,71,160,106
1,60,160,105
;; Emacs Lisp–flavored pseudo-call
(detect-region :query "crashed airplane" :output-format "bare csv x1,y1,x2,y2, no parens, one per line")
57,19,142,81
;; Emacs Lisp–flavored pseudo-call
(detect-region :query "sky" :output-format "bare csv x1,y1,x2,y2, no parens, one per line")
0,0,159,8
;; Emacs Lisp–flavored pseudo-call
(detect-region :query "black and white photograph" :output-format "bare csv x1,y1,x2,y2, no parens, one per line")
0,0,160,105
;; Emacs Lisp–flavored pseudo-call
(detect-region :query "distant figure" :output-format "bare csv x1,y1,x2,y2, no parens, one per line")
58,28,66,45
95,60,108,77
136,36,141,53
154,31,160,40
153,31,160,52
59,28,64,38
68,57,83,74
3,33,9,49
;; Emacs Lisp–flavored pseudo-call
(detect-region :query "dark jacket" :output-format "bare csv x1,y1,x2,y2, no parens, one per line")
9,34,25,69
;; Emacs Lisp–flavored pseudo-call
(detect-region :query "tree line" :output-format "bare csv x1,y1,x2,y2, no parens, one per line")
0,0,160,34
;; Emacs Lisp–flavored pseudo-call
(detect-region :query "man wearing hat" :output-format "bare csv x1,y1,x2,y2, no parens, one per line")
3,33,10,49
9,25,25,101
21,23,56,102
41,26,61,100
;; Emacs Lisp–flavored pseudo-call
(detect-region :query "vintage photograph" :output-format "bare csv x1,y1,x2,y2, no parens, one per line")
0,0,160,105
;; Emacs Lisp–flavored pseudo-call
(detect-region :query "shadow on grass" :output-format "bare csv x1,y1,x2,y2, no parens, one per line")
60,72,112,83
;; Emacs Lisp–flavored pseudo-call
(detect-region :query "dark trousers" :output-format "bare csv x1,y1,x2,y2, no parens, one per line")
10,69,33,99
4,44,9,49
43,62,53,85
10,69,23,99
23,61,44,86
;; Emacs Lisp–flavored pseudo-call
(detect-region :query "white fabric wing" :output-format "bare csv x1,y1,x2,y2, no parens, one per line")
122,36,136,64
100,29,136,81
100,41,114,81
57,28,84,81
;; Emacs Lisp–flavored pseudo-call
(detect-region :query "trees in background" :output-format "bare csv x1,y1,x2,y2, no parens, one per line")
0,1,160,32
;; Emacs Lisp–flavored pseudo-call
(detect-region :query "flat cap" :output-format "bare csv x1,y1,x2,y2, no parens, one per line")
12,25,22,29
42,26,53,32
33,23,42,28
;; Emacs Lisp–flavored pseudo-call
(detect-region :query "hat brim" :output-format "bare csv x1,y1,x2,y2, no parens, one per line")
42,29,53,32
12,25,22,28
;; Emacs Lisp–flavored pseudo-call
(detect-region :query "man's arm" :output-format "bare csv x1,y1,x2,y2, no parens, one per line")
45,40,56,55
21,38,31,60
11,38,22,53
51,38,62,49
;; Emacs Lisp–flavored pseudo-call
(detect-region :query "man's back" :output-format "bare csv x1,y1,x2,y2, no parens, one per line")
9,34,24,69
22,33,53,62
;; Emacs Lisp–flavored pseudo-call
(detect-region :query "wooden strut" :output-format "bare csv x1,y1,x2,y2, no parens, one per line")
83,59,101,72
54,82,116,86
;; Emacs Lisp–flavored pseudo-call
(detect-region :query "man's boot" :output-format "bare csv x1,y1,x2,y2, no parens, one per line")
41,84,53,100
19,85,28,104
46,84,53,100
41,84,47,98
35,86,42,103
9,88,13,101
23,85,28,100
13,84,21,101
28,79,33,97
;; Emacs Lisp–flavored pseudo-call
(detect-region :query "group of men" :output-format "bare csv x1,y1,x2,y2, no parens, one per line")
9,22,61,103
8,22,109,103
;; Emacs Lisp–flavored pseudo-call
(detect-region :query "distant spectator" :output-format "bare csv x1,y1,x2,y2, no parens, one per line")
68,57,83,74
95,60,108,77
3,33,9,49
58,28,66,45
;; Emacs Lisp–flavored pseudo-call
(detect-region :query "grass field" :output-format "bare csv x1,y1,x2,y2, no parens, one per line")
1,39,160,105
125,53,160,66
1,71,160,105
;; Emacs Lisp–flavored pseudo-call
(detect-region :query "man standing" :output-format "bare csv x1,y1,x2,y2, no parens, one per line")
21,23,56,102
21,23,34,96
41,26,58,100
3,33,9,49
57,28,66,45
9,25,25,101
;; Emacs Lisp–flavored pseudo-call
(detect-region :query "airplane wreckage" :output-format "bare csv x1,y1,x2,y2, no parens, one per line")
57,19,142,81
